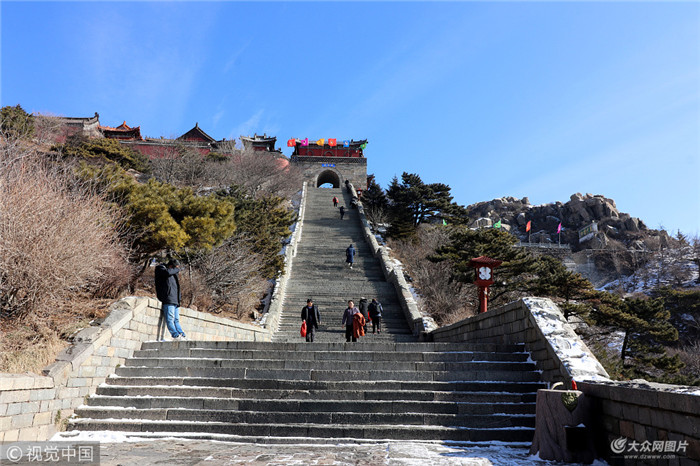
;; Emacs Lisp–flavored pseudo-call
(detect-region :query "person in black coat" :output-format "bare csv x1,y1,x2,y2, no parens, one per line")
155,259,186,339
301,298,321,342
368,298,383,334
339,205,345,220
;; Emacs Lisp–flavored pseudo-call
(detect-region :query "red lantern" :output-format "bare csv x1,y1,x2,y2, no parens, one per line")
468,256,502,313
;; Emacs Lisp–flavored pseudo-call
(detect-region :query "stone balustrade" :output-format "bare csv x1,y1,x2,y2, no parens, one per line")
263,181,307,334
350,182,425,335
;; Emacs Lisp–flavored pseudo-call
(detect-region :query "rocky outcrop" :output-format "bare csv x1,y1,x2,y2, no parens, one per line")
465,193,670,252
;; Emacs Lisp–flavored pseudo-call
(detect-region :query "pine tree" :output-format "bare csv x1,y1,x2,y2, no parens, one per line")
1,105,35,140
531,255,595,320
386,172,453,238
57,135,150,173
218,185,295,279
430,227,536,305
590,294,682,373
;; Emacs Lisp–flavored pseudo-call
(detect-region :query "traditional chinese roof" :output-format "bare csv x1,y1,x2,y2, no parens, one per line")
468,256,503,268
240,133,278,152
178,123,215,143
99,121,142,140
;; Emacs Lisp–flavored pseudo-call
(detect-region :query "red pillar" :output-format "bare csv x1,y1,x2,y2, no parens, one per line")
478,286,489,313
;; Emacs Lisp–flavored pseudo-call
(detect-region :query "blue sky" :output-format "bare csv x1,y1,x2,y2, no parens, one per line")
2,2,699,235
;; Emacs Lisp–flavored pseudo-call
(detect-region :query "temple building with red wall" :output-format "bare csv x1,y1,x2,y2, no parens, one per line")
290,138,367,189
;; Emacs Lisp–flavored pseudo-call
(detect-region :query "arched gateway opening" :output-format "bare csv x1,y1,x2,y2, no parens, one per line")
316,169,341,188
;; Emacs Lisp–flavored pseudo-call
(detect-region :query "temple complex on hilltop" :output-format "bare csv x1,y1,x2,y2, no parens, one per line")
49,112,367,189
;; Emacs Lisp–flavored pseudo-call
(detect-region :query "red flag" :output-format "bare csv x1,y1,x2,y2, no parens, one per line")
557,223,562,234
526,221,531,232
328,138,337,147
287,138,296,147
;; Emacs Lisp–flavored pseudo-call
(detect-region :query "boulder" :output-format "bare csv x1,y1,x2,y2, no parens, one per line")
517,212,527,226
624,217,640,232
472,217,493,228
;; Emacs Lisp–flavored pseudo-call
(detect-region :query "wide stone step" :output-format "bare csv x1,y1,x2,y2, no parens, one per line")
82,397,536,415
131,349,530,362
139,341,527,352
96,385,537,403
67,419,535,442
104,376,546,393
115,367,542,382
124,358,536,373
74,407,535,428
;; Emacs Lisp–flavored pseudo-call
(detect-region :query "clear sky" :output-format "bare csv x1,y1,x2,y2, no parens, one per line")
2,1,699,236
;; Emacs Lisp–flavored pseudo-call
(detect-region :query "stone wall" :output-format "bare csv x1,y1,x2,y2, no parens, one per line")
430,297,609,384
264,181,308,333
0,296,270,442
578,380,700,465
350,182,425,335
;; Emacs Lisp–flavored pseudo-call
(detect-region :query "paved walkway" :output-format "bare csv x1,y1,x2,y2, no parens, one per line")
91,438,579,465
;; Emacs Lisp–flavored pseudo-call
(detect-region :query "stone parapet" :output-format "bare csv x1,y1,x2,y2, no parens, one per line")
430,297,609,384
351,183,425,335
0,296,270,442
264,181,307,334
578,380,700,464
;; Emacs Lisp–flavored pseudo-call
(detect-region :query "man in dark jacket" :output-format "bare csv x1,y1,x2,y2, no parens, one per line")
368,298,383,334
301,298,321,343
341,300,361,342
345,244,355,269
155,259,186,340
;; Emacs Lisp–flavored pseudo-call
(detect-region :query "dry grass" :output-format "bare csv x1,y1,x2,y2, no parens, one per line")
0,133,131,373
0,293,114,373
0,146,131,320
667,342,700,380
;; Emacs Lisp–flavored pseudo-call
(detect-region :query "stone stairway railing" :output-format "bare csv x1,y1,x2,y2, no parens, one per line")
262,181,308,334
348,182,426,335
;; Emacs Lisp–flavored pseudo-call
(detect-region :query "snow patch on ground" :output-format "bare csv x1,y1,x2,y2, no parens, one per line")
52,431,610,465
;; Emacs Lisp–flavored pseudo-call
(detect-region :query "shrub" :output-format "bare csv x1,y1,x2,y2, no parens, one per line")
0,150,130,319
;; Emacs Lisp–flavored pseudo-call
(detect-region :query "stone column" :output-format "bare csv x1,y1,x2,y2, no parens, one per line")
530,389,597,463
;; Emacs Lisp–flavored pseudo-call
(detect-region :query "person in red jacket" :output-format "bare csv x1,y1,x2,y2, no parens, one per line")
332,196,339,207
341,300,361,342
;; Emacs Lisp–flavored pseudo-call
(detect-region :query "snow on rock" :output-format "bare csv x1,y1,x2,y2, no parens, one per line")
523,297,611,382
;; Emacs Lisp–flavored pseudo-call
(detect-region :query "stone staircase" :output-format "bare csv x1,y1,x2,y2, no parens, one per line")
69,340,542,443
274,187,413,343
67,186,543,445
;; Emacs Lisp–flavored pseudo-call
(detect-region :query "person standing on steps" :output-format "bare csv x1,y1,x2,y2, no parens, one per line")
155,259,186,340
342,300,362,342
345,244,355,269
358,297,369,334
301,298,321,343
369,298,383,334
332,196,339,207
339,205,345,219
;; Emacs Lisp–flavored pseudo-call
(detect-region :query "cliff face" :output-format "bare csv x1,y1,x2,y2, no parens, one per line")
465,193,672,252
